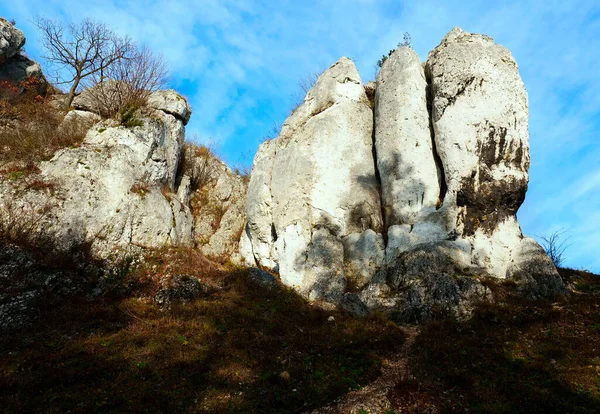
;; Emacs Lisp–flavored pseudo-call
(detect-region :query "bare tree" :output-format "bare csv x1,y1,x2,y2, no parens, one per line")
34,17,133,108
84,44,169,117
538,229,571,269
291,71,322,111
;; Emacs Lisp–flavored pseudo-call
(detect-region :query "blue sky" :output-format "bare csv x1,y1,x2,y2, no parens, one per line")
1,0,599,272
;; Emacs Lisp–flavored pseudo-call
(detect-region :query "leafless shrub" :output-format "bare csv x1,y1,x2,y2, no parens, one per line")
178,142,216,192
0,199,53,248
83,44,169,118
291,71,322,110
298,72,320,95
231,149,254,183
538,229,571,268
261,122,282,143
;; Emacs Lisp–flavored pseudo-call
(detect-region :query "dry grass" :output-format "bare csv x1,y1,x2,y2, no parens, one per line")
0,77,89,166
129,182,150,198
0,231,598,413
387,271,600,413
0,246,405,413
0,198,54,249
178,143,215,192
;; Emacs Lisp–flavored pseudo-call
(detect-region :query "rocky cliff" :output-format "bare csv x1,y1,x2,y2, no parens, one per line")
0,19,246,263
0,18,47,93
241,28,567,320
0,21,567,323
0,94,247,261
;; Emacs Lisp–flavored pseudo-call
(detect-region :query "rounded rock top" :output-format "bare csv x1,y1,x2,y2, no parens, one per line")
147,90,192,125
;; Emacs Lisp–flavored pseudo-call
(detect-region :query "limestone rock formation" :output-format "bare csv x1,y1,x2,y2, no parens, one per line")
241,28,567,318
0,19,47,93
425,28,531,274
184,148,247,262
0,18,25,63
375,46,440,226
147,90,192,124
241,57,383,304
0,90,195,259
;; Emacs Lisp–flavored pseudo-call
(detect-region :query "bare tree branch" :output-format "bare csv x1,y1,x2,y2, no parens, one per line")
83,43,169,117
538,229,572,269
34,17,133,108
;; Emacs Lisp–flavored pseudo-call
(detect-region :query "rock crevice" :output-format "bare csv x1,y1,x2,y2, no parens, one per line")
241,28,567,320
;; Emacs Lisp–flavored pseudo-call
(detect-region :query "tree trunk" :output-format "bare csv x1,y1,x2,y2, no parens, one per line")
64,76,81,108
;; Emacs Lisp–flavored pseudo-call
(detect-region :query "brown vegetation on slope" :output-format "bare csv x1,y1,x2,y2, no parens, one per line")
1,237,598,414
0,246,404,413
0,76,89,166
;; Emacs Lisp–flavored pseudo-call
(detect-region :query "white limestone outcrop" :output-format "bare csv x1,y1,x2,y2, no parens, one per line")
0,18,25,63
375,46,440,226
241,57,383,304
241,28,567,318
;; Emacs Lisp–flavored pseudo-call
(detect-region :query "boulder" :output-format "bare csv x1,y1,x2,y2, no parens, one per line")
241,57,383,304
0,55,45,85
0,18,25,63
147,90,192,125
360,242,491,323
0,19,48,94
154,274,209,306
508,237,569,298
340,292,370,317
71,80,124,114
61,109,102,126
246,267,278,288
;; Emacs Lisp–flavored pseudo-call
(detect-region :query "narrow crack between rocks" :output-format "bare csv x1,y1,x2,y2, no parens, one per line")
156,108,187,123
424,65,447,208
369,85,388,244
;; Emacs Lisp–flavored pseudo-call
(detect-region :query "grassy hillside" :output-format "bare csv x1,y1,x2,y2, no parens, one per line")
0,244,598,413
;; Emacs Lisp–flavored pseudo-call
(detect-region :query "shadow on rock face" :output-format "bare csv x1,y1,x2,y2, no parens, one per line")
508,237,570,299
354,241,492,323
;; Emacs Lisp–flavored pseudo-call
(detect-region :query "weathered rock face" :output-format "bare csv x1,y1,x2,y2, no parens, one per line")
425,27,531,277
375,47,441,227
43,94,194,257
0,17,250,266
0,19,48,93
0,91,195,259
241,57,383,304
185,149,247,262
147,90,192,124
241,28,567,318
358,241,491,322
0,18,25,63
